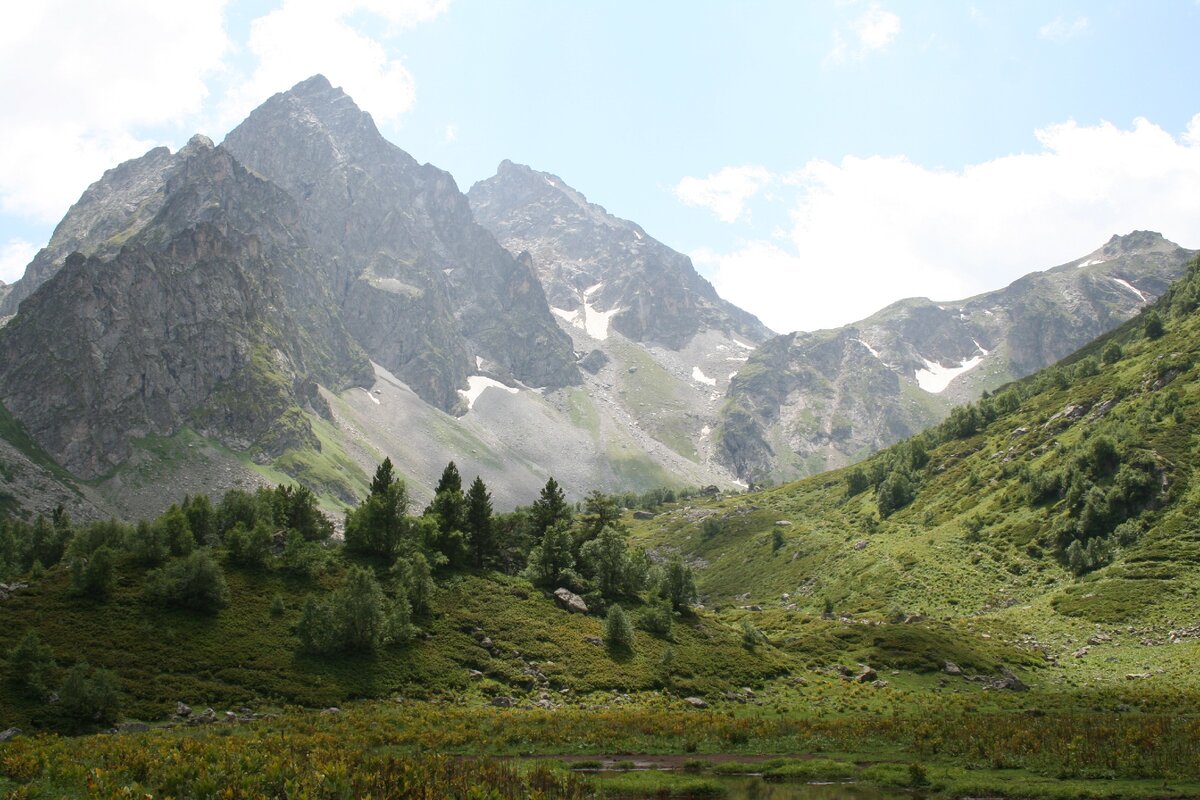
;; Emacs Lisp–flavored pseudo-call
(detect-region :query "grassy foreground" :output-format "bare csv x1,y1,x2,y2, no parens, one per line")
2,701,1199,798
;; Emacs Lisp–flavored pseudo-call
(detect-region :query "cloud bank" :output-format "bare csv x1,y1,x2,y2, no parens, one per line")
686,115,1200,334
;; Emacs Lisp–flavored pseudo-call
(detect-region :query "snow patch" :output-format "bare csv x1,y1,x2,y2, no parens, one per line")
459,376,519,411
1079,258,1107,268
730,338,756,350
583,302,620,340
551,306,580,325
1111,277,1148,302
475,355,483,370
728,371,739,380
362,388,380,405
853,338,882,360
972,340,990,355
692,366,717,386
914,355,985,394
634,230,643,240
584,282,603,298
701,425,711,437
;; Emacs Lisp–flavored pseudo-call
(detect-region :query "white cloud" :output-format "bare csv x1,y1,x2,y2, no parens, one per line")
1040,15,1089,41
0,1,231,223
695,117,1200,334
444,123,459,143
674,166,772,223
0,238,38,285
827,3,901,64
218,0,451,129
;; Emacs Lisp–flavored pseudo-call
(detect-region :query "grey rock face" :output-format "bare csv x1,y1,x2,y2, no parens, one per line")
718,232,1196,483
0,141,372,479
468,160,772,349
222,76,579,410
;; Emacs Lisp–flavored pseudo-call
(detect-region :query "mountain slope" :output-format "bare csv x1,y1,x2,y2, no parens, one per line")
467,161,772,483
638,253,1200,624
0,136,372,481
718,231,1196,483
222,77,579,413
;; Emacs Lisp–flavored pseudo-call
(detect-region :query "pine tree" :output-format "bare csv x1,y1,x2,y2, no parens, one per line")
345,459,410,559
525,520,576,588
466,476,494,568
531,477,571,539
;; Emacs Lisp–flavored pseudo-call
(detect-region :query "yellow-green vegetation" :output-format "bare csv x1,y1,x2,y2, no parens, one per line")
3,262,1200,797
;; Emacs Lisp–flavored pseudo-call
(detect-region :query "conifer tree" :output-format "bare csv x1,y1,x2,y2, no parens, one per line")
466,476,494,568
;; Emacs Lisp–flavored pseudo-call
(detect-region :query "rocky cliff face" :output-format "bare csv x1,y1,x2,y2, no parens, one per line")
718,232,1196,483
0,145,182,318
0,137,372,479
468,160,772,349
222,77,578,412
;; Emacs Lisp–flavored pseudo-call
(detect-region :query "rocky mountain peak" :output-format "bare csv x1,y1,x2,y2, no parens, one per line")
223,76,579,411
1092,230,1170,260
468,163,772,349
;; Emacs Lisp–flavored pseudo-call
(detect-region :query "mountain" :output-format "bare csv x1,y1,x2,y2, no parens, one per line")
222,76,579,413
0,136,372,483
634,251,1200,665
467,161,773,481
468,160,771,349
717,231,1195,484
0,78,749,518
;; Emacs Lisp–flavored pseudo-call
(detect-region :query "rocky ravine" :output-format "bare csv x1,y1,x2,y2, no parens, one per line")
718,231,1196,484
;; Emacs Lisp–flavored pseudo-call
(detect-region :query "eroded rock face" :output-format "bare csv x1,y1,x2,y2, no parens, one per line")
468,160,772,350
222,76,579,410
0,140,372,479
717,232,1197,483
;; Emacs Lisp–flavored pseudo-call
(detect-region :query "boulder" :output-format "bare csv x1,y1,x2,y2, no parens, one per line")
175,702,192,718
632,510,655,520
490,696,515,708
943,661,962,676
553,588,589,614
0,728,21,742
577,349,610,374
855,665,878,683
683,696,708,708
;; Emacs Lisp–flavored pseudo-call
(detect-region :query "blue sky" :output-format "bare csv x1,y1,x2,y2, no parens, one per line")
2,1,1199,331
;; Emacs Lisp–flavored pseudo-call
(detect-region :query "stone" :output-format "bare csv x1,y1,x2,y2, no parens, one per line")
943,661,962,676
553,587,589,614
683,697,707,708
468,669,484,679
1072,647,1089,658
321,707,341,715
584,636,603,646
774,520,792,526
175,702,192,718
577,349,609,374
117,722,149,733
632,510,654,520
0,728,21,742
853,539,869,551
855,665,878,683
490,696,515,708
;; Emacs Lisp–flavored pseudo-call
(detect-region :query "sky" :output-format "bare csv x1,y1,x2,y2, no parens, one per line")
1,0,1199,333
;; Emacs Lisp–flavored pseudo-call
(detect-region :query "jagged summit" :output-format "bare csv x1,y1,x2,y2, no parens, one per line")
469,160,772,349
223,77,580,411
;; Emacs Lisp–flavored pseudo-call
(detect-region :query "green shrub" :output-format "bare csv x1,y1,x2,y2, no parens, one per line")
6,630,56,699
58,662,121,724
604,604,635,652
143,550,230,613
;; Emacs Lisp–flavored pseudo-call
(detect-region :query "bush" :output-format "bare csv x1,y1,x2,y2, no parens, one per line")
6,630,56,699
226,521,273,568
143,551,230,614
604,604,635,652
69,545,115,599
58,662,121,724
297,565,413,654
659,557,696,612
639,600,674,639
